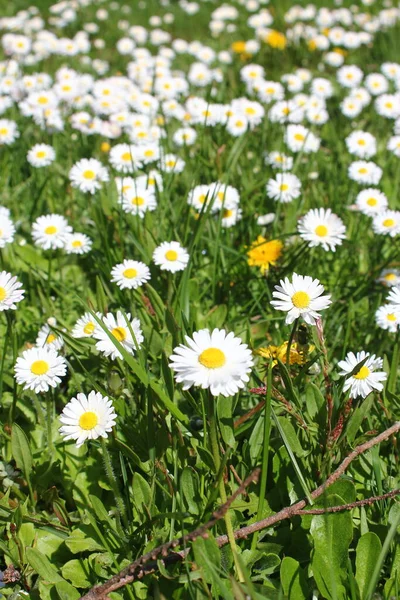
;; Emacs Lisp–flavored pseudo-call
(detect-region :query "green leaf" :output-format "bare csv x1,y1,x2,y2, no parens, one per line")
26,547,63,583
192,534,222,586
55,580,82,599
310,494,353,600
217,396,235,447
65,528,103,554
277,417,306,457
11,423,33,477
132,472,152,518
180,467,200,515
356,532,382,600
280,556,309,600
344,395,374,443
61,559,91,589
305,382,326,422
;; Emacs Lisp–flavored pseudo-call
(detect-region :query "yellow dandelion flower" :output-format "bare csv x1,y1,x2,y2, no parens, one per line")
247,236,283,274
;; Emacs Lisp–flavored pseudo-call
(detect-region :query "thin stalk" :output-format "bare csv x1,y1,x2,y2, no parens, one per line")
208,393,244,582
46,394,54,461
286,318,299,366
101,437,129,530
0,316,11,403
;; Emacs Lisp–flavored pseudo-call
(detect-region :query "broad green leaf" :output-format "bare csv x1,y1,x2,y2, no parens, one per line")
65,529,103,554
55,580,82,599
26,547,63,583
180,467,200,515
217,396,235,447
192,534,222,586
280,556,309,600
11,423,33,477
132,472,152,518
61,559,91,588
356,532,382,600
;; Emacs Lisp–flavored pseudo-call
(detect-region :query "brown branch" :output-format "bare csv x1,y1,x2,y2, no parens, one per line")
80,422,400,599
80,469,260,599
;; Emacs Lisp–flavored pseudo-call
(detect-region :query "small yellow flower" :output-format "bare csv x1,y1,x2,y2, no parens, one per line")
256,341,314,367
247,236,283,274
264,30,287,50
100,141,110,153
231,41,246,54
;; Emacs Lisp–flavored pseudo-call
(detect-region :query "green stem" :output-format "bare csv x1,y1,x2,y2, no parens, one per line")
46,394,54,461
208,394,244,582
101,437,128,529
251,362,272,550
0,316,11,404
387,330,400,394
286,318,299,366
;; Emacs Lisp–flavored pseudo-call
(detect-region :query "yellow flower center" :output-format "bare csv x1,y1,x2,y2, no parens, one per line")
72,240,83,248
0,287,6,301
198,194,207,204
280,183,289,191
384,273,396,281
165,250,178,261
31,360,49,375
83,322,95,335
357,139,366,146
122,152,132,161
131,196,144,206
387,313,397,322
198,347,226,369
0,128,8,135
294,133,305,141
354,365,370,379
79,411,98,430
223,209,233,218
123,268,138,278
383,218,395,228
46,333,56,344
45,225,57,235
367,197,377,206
112,327,126,342
101,142,110,152
36,150,46,158
38,96,48,104
144,149,154,157
385,102,393,109
315,225,328,237
292,291,310,309
358,168,368,174
245,107,256,115
83,170,95,179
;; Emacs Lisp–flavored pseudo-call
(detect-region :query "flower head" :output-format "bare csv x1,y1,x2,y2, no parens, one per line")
59,391,117,447
271,273,331,325
338,351,387,399
247,236,283,274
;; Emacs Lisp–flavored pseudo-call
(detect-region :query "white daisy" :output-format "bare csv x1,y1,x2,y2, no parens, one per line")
298,208,346,251
375,305,399,332
387,287,400,311
221,206,243,228
64,233,92,254
36,320,64,351
348,161,382,186
387,136,400,158
271,273,332,325
111,259,151,289
169,328,254,397
59,391,117,447
69,158,109,194
160,153,186,173
355,188,388,216
93,311,144,360
345,131,376,159
109,143,143,174
284,124,320,153
377,269,400,288
0,211,15,248
32,214,72,250
71,311,102,338
266,151,293,171
121,187,157,217
27,144,56,168
0,119,19,145
0,271,24,311
372,211,400,237
153,241,189,273
338,351,387,399
266,173,301,204
14,346,67,393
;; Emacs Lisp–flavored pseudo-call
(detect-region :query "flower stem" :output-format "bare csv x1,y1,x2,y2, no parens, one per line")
286,317,299,366
208,394,244,582
100,437,128,529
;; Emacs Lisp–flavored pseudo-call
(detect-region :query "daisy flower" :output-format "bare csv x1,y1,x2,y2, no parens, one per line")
266,151,293,171
338,351,387,399
32,214,72,250
36,320,64,351
247,236,283,274
387,287,400,311
284,125,320,153
348,161,382,186
121,187,157,217
0,119,19,145
93,311,144,360
266,173,301,203
59,391,117,447
221,206,243,228
271,273,332,325
27,144,56,168
298,208,346,251
71,312,102,338
345,131,376,159
69,158,109,194
169,328,254,397
64,232,92,254
153,241,189,273
109,143,143,174
0,210,15,248
14,346,67,393
160,153,186,173
377,269,400,287
387,136,400,158
372,211,400,237
355,189,388,216
375,305,399,332
0,271,24,311
111,259,151,289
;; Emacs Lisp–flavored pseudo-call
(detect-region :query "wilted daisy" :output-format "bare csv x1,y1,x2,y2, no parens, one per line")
247,236,283,274
153,241,189,272
375,305,399,332
27,144,56,168
64,232,92,254
71,312,102,338
377,269,400,288
14,347,67,393
69,158,109,194
338,351,387,399
169,328,253,397
0,271,24,311
271,273,332,325
355,189,388,216
93,311,144,360
266,173,301,203
36,320,64,351
59,391,117,447
298,208,346,251
348,161,382,185
111,259,151,289
32,214,72,250
372,211,400,237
